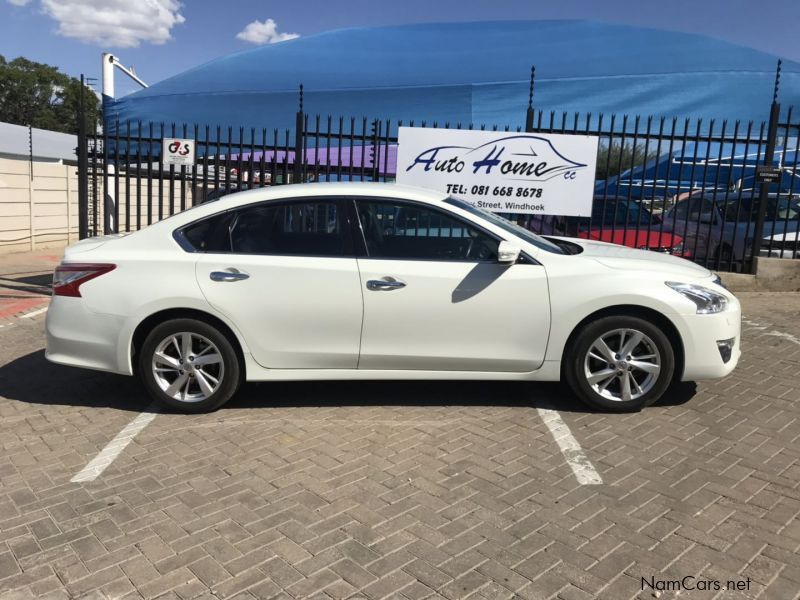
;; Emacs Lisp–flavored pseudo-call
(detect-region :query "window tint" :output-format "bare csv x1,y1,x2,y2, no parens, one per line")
357,200,498,261
230,201,347,256
181,212,234,252
178,200,348,256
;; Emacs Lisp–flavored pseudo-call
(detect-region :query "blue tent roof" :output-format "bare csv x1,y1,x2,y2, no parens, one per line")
106,20,800,135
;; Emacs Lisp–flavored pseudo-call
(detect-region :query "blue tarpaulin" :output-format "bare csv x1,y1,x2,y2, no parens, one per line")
105,20,800,138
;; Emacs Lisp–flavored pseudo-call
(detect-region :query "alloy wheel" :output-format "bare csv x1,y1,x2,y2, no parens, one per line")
583,328,661,402
151,332,225,402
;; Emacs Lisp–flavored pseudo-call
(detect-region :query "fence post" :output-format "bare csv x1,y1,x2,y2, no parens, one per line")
750,61,782,274
524,66,535,132
293,84,305,183
77,74,89,239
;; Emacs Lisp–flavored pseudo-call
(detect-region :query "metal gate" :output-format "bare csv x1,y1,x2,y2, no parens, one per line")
77,65,800,274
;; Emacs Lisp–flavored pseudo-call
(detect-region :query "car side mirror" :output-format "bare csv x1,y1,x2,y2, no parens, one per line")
497,241,521,264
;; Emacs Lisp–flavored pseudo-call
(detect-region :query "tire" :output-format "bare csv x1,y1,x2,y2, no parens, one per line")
563,315,675,412
138,318,241,413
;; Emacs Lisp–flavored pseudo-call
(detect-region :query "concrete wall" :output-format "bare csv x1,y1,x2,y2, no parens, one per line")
0,157,79,254
721,257,800,292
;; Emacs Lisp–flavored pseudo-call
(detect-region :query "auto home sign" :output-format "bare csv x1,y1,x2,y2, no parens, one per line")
396,127,598,216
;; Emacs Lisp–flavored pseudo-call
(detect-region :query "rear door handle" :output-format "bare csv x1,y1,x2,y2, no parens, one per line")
367,279,406,291
210,268,250,282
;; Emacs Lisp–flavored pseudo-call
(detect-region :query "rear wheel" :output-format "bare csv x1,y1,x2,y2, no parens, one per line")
138,318,241,413
564,316,675,412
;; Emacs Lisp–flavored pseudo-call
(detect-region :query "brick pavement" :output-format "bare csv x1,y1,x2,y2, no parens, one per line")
0,292,798,600
0,250,61,320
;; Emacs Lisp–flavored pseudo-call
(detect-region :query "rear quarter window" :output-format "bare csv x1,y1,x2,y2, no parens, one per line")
178,212,233,252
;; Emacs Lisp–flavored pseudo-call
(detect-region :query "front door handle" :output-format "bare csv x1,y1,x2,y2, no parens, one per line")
367,279,406,291
210,268,250,282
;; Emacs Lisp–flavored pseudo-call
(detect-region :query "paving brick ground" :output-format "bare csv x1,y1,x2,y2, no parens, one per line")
0,289,799,600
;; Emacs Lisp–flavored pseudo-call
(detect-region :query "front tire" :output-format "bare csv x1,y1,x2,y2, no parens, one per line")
138,318,241,413
564,315,675,412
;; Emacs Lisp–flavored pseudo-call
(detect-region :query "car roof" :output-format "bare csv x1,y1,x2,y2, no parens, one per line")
162,182,449,227
208,182,446,209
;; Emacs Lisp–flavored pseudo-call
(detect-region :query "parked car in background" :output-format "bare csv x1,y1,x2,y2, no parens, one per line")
549,197,688,257
660,192,800,266
46,183,740,414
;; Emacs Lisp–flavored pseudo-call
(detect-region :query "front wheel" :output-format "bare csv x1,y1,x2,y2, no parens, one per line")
564,316,675,412
138,318,241,413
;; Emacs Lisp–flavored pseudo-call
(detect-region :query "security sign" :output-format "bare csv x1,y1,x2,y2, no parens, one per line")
396,127,599,216
162,138,195,167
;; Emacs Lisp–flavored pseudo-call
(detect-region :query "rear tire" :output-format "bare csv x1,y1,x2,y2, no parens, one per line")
564,315,675,412
138,318,241,413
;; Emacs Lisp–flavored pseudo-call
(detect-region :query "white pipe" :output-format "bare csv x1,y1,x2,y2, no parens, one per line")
101,52,115,99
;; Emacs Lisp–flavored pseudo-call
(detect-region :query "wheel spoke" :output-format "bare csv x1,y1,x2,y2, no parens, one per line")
194,370,215,398
154,352,180,369
591,338,616,363
181,333,193,360
192,353,222,366
629,359,660,375
630,374,644,395
620,331,644,357
621,371,632,402
587,368,617,385
165,372,189,397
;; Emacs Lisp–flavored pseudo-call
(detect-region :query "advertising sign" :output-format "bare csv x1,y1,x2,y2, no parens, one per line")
396,127,598,216
162,138,195,167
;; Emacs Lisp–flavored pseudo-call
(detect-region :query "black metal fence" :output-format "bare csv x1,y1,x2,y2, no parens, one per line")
77,65,800,274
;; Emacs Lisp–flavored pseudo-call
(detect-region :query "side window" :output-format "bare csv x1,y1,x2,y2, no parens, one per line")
356,200,498,261
180,211,234,252
230,200,348,256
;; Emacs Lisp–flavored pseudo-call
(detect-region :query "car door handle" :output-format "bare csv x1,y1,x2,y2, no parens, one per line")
210,269,250,282
367,279,406,291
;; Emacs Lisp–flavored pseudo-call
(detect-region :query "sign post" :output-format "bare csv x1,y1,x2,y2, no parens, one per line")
396,127,598,216
162,138,195,167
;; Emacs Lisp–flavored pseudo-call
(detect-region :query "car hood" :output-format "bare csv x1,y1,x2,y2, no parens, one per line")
555,237,712,279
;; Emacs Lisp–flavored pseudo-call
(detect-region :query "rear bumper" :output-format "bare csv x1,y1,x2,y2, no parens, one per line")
677,301,741,381
45,296,128,374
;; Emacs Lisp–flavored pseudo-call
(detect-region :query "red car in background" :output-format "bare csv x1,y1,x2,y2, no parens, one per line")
550,196,689,257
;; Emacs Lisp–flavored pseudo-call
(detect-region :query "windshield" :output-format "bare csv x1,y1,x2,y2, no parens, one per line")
444,197,565,254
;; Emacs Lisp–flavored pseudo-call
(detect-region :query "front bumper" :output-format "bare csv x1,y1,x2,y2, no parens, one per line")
677,301,742,381
45,296,127,374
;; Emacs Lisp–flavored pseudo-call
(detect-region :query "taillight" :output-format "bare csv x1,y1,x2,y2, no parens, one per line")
52,263,116,297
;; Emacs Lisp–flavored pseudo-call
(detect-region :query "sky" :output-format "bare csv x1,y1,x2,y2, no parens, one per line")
1,0,799,98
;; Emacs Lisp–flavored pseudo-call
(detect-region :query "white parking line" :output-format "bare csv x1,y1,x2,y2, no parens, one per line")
537,407,603,485
742,318,800,346
20,306,48,319
71,405,158,483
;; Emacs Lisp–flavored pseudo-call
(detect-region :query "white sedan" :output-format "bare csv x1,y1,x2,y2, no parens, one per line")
45,183,741,413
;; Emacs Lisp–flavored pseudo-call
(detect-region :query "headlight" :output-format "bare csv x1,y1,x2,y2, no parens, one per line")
671,241,684,255
665,281,728,314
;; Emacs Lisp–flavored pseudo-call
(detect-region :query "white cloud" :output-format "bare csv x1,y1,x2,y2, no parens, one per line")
7,0,33,6
40,0,185,48
236,18,299,45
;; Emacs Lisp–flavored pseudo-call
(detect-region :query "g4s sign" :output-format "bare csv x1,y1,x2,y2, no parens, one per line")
162,138,195,166
396,127,598,216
